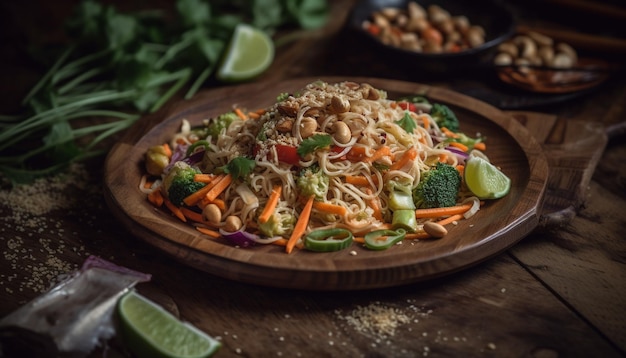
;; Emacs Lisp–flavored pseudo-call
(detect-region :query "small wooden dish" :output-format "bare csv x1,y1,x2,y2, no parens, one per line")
103,77,548,291
497,58,611,94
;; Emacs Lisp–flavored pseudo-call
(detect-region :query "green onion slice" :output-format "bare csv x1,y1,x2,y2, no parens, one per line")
304,228,353,252
364,228,407,250
186,140,210,156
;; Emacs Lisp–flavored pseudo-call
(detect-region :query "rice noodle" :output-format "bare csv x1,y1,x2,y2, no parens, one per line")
159,81,477,239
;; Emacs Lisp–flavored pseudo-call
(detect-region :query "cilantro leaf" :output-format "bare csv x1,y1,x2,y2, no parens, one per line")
395,111,418,134
297,134,332,157
220,156,256,180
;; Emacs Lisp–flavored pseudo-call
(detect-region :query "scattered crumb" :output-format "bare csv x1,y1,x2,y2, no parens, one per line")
0,164,95,294
336,302,412,339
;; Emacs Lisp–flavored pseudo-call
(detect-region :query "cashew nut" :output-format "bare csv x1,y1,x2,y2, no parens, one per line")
223,215,242,232
202,204,222,225
497,42,519,58
330,95,350,113
427,5,450,24
494,52,513,66
514,35,537,60
332,121,352,145
527,31,553,47
299,117,318,138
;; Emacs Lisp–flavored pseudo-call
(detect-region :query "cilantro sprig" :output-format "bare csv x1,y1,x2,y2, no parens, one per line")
395,111,418,134
297,134,332,157
219,157,256,180
0,0,329,184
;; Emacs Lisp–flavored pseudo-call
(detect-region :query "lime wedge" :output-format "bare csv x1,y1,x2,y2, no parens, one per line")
117,291,221,358
216,23,274,82
464,154,511,199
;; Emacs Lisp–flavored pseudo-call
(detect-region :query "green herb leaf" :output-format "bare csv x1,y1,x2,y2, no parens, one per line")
176,0,211,28
285,0,329,29
395,111,417,134
297,133,332,157
220,156,256,180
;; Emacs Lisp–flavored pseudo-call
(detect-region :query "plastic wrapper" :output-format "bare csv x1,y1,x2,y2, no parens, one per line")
0,255,151,357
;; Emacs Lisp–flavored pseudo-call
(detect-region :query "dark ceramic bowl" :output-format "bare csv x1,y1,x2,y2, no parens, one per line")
348,0,517,74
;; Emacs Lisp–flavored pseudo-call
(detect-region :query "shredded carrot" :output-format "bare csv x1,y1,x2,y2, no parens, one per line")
164,198,186,222
193,173,215,183
354,236,365,244
147,189,164,207
345,175,378,187
208,198,226,211
270,238,288,246
180,207,204,223
205,173,232,202
448,141,469,152
473,142,486,151
455,165,465,176
196,226,221,239
438,153,448,163
441,127,459,138
366,146,391,163
390,146,418,170
346,146,369,161
414,203,472,218
182,175,224,207
163,143,172,158
234,108,247,120
436,213,464,226
248,112,260,119
258,185,282,224
365,188,383,221
420,115,430,130
143,179,154,189
286,195,314,254
405,232,431,240
312,201,347,216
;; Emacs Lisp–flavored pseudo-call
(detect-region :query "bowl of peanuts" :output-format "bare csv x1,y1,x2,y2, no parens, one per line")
349,0,516,74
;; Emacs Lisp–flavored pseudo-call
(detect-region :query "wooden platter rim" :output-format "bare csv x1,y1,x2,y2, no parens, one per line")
103,76,549,290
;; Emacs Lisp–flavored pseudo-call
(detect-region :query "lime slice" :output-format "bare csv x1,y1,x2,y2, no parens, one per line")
216,23,274,82
464,154,511,199
117,291,221,358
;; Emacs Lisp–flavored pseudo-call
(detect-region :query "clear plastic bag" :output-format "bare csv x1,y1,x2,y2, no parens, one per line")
0,256,151,357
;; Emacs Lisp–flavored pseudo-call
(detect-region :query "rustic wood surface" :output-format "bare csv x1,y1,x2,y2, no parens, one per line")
1,0,625,357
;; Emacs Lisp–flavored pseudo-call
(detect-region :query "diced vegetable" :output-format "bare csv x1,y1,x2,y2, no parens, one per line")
303,228,353,252
364,229,406,250
391,209,418,232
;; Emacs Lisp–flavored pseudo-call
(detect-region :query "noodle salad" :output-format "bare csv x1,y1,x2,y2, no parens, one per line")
140,81,504,253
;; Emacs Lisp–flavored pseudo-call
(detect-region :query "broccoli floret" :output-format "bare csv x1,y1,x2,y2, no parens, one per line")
430,103,459,132
259,211,296,237
162,162,205,206
413,162,461,209
297,165,329,200
207,112,240,138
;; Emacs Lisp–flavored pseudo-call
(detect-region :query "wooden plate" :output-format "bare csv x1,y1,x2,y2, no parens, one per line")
103,77,549,291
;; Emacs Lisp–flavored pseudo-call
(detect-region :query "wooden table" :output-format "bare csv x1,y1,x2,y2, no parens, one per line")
1,1,625,357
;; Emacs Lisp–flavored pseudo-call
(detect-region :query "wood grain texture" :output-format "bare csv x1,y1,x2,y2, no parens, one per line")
104,77,549,290
508,111,608,226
